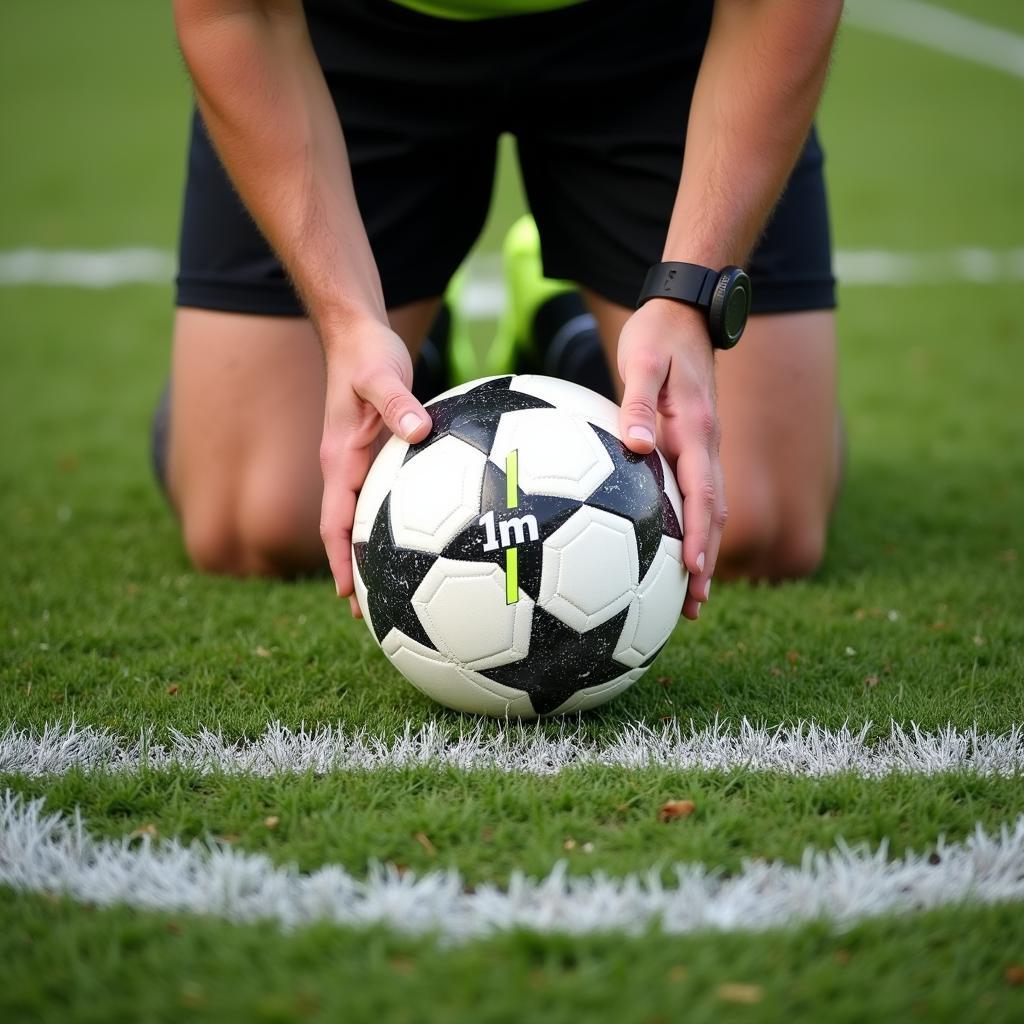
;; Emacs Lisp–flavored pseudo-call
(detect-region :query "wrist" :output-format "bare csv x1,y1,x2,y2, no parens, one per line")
661,240,739,268
317,300,389,355
639,295,708,333
637,261,751,350
633,298,716,363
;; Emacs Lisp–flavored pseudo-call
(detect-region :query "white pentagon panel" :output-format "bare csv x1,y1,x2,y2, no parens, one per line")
538,506,639,632
352,435,408,545
547,667,646,716
510,374,620,435
389,436,486,554
614,538,687,668
351,555,376,645
489,408,613,500
412,558,533,671
382,629,535,717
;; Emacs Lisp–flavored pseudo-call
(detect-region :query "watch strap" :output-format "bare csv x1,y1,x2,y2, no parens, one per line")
637,262,719,311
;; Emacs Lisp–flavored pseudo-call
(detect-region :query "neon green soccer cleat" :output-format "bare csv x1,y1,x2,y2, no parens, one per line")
485,215,575,377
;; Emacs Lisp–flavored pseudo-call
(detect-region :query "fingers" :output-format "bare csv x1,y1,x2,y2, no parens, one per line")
319,434,366,599
355,365,432,444
681,592,702,621
618,351,667,455
666,397,726,621
682,444,727,620
675,439,714,619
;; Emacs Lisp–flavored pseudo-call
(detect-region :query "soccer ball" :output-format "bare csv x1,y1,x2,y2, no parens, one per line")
351,375,686,717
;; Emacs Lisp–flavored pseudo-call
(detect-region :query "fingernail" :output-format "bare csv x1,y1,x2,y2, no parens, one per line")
703,579,711,601
694,603,701,620
627,425,655,445
696,552,706,574
399,412,424,440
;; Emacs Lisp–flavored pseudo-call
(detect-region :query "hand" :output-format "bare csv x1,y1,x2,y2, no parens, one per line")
318,317,431,614
616,300,726,620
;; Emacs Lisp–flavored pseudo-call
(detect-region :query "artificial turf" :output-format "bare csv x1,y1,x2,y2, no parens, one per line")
1,1,1022,1021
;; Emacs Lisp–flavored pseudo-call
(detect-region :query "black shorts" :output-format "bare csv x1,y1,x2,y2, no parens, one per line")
176,0,835,317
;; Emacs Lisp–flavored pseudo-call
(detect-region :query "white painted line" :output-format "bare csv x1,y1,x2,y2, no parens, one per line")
2,720,1022,778
1,792,1021,940
0,247,175,288
846,0,1024,79
835,247,1024,285
2,247,1024,312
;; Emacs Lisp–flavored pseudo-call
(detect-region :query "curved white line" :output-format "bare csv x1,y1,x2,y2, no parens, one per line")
1,792,1021,940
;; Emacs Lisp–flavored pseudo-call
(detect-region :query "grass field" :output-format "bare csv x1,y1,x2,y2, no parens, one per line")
2,1,1024,1021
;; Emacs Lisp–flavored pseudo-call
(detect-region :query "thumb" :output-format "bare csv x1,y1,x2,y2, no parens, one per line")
619,352,665,455
359,366,432,443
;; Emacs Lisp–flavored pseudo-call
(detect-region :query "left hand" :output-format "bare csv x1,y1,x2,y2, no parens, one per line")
616,299,727,620
318,315,432,619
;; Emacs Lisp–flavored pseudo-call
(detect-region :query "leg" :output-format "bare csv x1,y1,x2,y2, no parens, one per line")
713,310,840,580
166,300,439,578
585,290,839,582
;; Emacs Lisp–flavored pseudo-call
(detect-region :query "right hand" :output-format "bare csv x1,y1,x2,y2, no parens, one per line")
615,299,727,621
318,317,431,614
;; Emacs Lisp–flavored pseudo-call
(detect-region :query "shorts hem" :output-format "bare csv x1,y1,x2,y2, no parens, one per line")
175,277,306,318
540,259,638,312
381,277,451,311
175,275,449,317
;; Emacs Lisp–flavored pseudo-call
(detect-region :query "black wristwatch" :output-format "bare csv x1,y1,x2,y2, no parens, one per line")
636,261,751,349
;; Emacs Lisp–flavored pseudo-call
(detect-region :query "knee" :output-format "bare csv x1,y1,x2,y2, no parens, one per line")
717,503,828,583
182,511,240,576
771,527,828,581
182,495,323,578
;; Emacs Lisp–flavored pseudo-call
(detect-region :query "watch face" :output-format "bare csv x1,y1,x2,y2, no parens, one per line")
723,276,751,342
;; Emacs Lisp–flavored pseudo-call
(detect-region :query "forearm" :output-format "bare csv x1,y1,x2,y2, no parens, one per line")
664,0,843,267
172,0,385,349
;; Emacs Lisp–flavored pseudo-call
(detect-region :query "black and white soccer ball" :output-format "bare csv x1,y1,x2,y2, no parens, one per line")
351,375,687,717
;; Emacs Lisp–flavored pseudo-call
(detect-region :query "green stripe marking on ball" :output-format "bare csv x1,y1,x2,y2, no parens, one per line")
505,449,519,604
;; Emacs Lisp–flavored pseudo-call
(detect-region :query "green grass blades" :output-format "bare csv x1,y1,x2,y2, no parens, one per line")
2,889,1023,1024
